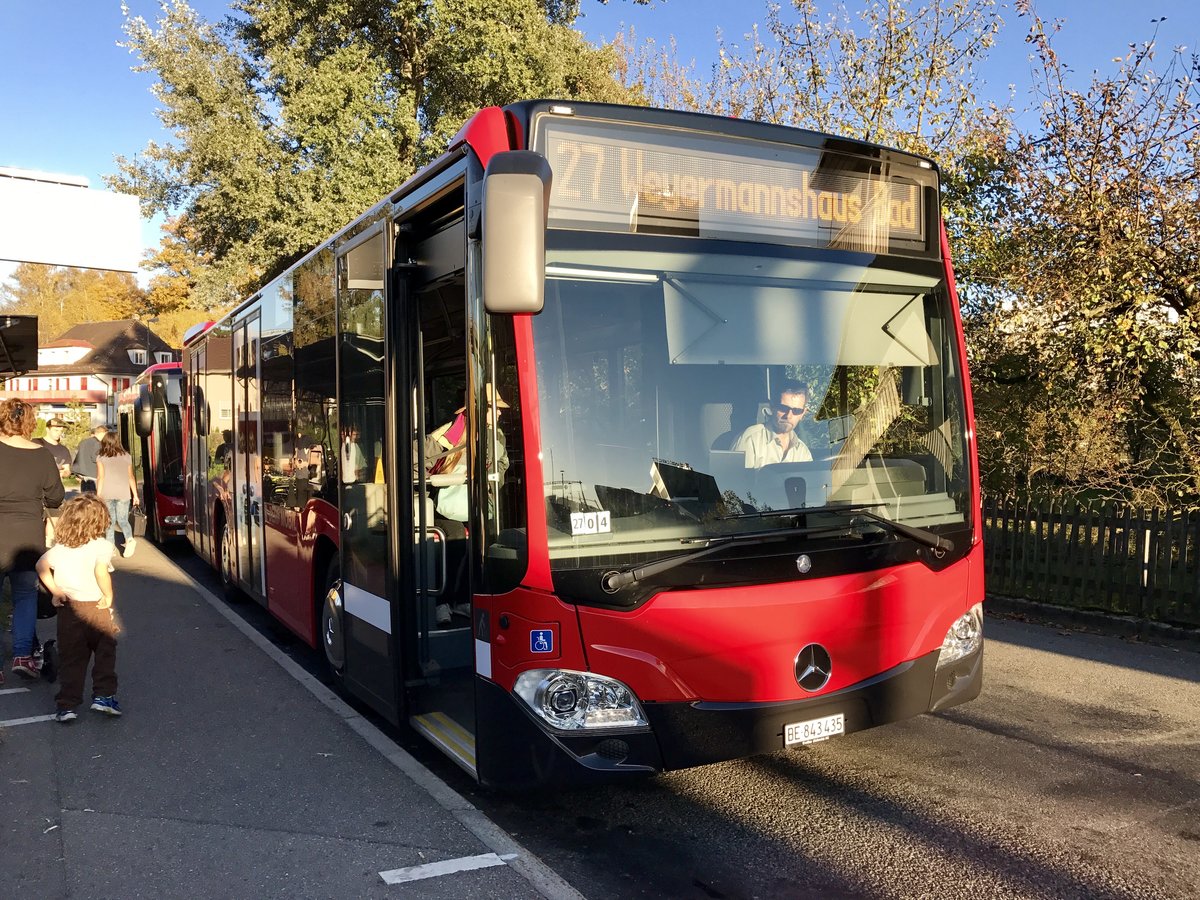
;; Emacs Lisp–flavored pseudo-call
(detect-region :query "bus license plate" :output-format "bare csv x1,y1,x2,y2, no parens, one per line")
784,713,845,747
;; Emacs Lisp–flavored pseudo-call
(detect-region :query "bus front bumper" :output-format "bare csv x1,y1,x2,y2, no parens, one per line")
645,645,981,770
476,644,981,789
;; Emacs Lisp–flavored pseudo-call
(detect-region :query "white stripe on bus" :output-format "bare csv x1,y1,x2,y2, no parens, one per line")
342,581,391,634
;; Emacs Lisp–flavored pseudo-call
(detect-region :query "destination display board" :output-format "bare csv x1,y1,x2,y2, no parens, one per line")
533,115,936,255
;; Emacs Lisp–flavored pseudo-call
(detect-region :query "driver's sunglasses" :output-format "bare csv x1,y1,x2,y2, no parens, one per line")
775,403,806,416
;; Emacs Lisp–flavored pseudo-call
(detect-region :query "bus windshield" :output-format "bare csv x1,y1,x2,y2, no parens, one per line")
530,235,970,595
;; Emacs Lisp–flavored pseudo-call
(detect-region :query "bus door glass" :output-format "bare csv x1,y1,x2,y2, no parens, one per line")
404,213,476,775
233,312,265,596
189,345,209,556
154,372,185,499
336,227,396,711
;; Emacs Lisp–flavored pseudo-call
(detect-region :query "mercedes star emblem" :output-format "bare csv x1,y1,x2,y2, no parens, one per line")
796,554,812,574
794,643,832,692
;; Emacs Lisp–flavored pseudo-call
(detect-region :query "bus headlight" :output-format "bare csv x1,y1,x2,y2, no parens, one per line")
936,603,983,669
164,515,186,525
513,669,649,730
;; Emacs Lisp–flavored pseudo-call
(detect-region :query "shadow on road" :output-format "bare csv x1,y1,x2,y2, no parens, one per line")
985,613,1200,683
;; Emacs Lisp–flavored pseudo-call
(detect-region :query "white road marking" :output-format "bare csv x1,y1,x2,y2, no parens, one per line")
0,714,57,727
380,852,517,885
0,687,32,695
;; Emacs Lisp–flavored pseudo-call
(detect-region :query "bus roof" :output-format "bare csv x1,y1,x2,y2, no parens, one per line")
139,361,182,378
500,100,941,171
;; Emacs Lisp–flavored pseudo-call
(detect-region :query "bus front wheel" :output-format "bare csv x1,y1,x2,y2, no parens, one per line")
320,560,345,682
219,520,242,603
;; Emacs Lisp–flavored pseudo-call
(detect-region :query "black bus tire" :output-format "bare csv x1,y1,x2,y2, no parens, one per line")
218,520,243,604
319,558,345,682
149,500,162,545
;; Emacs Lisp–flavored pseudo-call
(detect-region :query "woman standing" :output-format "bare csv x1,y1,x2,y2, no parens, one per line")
0,399,65,682
96,431,140,558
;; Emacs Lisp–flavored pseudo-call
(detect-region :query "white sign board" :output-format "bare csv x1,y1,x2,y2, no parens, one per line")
0,171,142,273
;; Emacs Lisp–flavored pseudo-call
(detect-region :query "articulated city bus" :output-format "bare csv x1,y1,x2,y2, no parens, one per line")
183,100,983,788
118,362,186,542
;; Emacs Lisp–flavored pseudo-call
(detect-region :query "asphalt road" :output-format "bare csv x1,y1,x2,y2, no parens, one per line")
172,545,1200,899
463,617,1200,899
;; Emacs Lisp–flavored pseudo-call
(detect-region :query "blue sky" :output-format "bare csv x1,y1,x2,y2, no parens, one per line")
2,0,1199,272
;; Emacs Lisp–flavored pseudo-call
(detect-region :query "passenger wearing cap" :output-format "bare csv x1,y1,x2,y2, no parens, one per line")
36,416,73,544
426,385,509,483
423,385,510,625
37,417,73,480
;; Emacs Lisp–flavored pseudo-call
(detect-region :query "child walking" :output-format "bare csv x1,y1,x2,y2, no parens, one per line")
36,495,122,722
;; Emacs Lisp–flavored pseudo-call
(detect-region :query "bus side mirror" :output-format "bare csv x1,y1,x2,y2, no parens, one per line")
482,150,551,315
133,386,154,437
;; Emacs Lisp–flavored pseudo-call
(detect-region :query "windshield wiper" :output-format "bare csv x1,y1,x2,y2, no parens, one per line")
600,524,850,593
847,508,954,553
722,502,954,554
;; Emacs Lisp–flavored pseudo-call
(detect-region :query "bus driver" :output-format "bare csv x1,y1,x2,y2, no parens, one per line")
732,380,814,468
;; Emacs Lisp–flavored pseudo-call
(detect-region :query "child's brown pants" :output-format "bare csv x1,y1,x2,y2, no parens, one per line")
55,600,118,709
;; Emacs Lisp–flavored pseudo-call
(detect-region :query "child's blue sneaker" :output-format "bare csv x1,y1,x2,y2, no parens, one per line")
55,708,77,723
89,696,122,717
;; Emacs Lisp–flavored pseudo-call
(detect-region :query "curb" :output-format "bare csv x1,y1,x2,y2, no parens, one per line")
170,556,586,900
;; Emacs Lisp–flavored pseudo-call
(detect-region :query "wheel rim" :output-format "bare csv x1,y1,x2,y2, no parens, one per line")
220,522,235,588
322,581,345,673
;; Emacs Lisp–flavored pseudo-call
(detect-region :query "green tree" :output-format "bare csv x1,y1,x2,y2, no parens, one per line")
614,0,1005,163
965,5,1200,504
111,0,643,313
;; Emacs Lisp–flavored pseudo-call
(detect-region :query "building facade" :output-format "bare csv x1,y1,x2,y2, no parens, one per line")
0,319,178,425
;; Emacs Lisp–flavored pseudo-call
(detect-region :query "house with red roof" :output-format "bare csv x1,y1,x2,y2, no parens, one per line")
0,319,178,425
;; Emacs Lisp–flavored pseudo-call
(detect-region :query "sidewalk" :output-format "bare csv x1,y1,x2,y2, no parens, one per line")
1,541,581,899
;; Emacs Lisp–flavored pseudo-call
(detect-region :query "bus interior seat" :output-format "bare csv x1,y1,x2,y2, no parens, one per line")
829,457,928,503
700,401,734,450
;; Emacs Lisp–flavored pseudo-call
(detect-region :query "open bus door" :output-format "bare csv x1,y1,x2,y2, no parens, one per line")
333,153,543,780
395,153,547,781
393,184,478,776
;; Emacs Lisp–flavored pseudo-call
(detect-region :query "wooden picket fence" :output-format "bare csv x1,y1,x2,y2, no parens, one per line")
982,495,1200,628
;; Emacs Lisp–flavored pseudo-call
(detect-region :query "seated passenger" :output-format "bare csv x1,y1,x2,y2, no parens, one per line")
424,386,510,625
732,380,813,468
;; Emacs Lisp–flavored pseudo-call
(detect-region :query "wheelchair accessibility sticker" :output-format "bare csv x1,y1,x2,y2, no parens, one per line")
530,630,554,653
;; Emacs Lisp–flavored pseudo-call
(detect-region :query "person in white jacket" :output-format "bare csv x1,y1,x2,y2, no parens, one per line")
732,381,813,468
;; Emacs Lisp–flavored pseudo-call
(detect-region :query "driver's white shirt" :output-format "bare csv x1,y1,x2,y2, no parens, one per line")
732,423,813,468
341,440,366,483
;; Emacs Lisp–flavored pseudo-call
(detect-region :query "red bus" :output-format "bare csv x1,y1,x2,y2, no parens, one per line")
183,101,983,788
118,362,186,542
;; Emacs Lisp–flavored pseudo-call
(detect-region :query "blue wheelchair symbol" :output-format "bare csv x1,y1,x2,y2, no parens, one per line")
530,630,553,653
